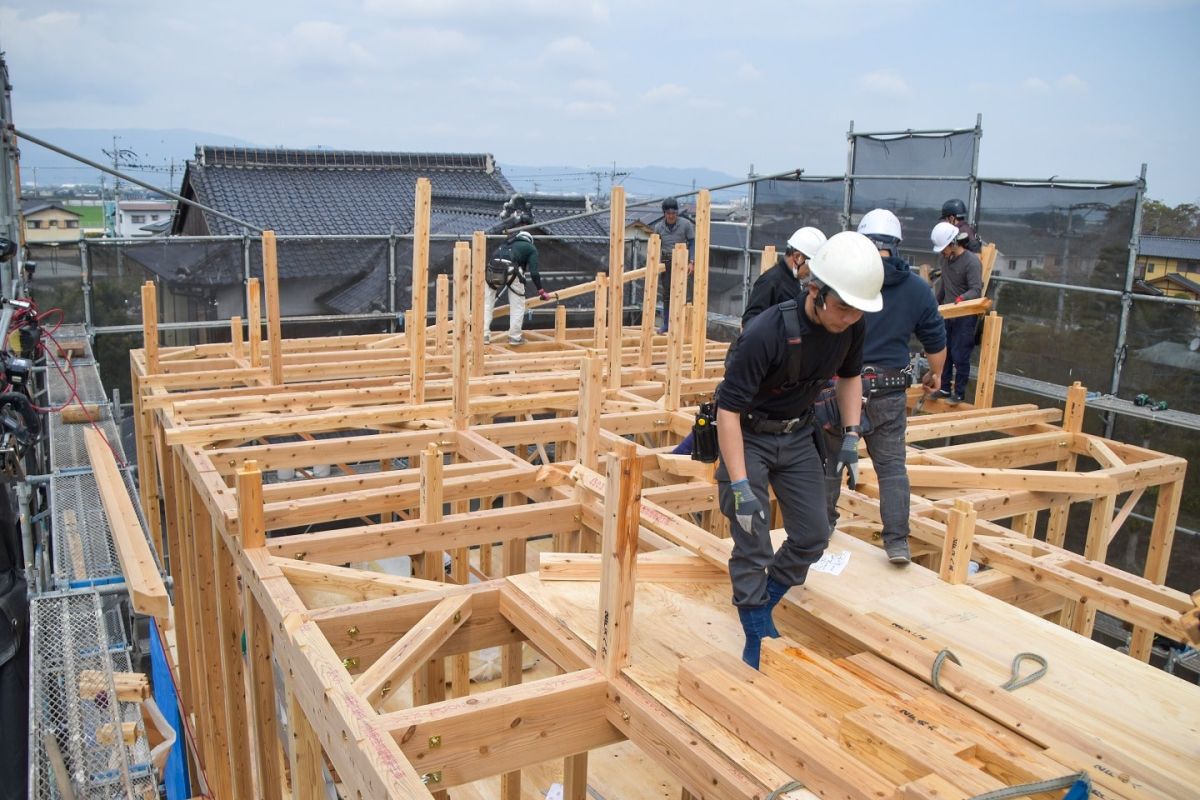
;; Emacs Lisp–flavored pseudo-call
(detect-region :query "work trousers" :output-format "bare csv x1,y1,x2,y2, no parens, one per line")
942,316,976,398
824,390,910,546
717,423,830,607
483,280,526,342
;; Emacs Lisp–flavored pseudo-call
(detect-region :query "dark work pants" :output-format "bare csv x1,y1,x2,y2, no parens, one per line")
942,316,976,398
824,391,910,545
716,424,830,607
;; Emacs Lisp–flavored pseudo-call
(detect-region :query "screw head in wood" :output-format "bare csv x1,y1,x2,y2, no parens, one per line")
422,771,443,785
380,681,391,697
347,626,359,638
294,552,306,560
428,735,442,749
342,657,358,670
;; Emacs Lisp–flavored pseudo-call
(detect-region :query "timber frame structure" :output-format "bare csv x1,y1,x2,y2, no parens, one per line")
123,182,1198,799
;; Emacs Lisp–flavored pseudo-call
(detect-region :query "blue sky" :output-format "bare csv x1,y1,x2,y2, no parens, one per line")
2,0,1198,203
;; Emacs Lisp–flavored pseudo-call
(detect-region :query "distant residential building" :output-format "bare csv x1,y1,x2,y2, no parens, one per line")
20,200,82,243
1135,235,1200,301
117,200,175,238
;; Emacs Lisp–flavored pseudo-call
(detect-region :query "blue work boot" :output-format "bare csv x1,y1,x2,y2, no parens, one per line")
737,605,772,669
763,577,790,638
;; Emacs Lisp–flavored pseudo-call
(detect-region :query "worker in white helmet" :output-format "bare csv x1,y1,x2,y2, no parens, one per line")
931,221,983,404
713,231,883,669
742,226,827,327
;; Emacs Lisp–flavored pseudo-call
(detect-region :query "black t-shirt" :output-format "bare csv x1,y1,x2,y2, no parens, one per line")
717,300,864,419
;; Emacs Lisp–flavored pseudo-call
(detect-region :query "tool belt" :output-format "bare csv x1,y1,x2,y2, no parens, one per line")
861,365,911,397
740,409,814,434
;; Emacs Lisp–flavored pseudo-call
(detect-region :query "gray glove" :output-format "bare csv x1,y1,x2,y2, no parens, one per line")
730,479,765,534
836,433,860,490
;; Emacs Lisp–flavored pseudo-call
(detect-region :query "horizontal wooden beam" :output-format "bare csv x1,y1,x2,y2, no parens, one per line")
539,551,726,583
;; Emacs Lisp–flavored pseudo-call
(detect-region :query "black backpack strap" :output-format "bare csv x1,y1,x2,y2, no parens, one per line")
778,299,804,387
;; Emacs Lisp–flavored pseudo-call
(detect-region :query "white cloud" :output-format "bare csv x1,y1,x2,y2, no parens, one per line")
857,69,912,98
571,78,617,99
273,21,373,69
363,0,609,22
643,83,688,103
1020,77,1053,94
565,100,615,118
736,62,763,81
1056,74,1088,92
540,36,601,70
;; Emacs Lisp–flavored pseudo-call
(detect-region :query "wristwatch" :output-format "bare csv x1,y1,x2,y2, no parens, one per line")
843,424,863,437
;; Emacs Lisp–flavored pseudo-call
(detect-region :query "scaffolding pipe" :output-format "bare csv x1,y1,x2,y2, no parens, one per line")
1106,163,1149,437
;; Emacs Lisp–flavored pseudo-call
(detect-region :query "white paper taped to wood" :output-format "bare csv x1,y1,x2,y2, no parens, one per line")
810,550,850,576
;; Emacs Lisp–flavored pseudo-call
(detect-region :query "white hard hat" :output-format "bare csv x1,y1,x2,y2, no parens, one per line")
931,221,959,252
808,231,884,313
786,227,827,259
857,209,902,245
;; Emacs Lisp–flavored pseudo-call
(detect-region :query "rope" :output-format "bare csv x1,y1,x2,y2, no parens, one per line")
767,780,806,799
930,648,962,692
969,771,1088,800
1001,652,1049,691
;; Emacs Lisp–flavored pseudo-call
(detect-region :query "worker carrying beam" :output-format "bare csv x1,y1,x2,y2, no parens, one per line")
932,220,983,404
713,231,884,669
822,209,947,565
742,226,828,327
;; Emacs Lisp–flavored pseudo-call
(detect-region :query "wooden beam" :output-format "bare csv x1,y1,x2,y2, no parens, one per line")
664,243,688,411
597,451,643,678
247,276,263,368
760,245,776,275
263,230,284,385
690,188,711,377
607,186,626,390
974,312,1002,408
577,356,603,471
412,177,432,368
471,231,486,376
1130,478,1182,660
639,234,661,369
141,281,159,374
593,271,608,351
938,498,976,584
83,428,169,622
453,241,471,430
539,551,726,583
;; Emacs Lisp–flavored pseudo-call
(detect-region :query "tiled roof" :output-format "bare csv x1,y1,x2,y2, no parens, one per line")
21,200,80,216
1138,235,1200,261
1146,272,1200,296
173,146,515,236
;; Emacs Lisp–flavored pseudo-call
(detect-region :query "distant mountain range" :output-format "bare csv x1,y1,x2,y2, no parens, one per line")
17,128,748,202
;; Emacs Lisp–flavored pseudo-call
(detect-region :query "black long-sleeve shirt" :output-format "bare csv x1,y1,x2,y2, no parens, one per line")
742,255,803,327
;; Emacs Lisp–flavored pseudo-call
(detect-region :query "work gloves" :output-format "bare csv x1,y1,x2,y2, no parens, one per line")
538,289,551,301
836,433,860,490
730,479,765,534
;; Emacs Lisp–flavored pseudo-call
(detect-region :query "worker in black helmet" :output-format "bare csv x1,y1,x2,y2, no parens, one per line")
939,199,982,254
652,197,695,333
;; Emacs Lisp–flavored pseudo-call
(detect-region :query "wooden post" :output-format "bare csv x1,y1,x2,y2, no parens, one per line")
415,444,447,709
1046,382,1087,547
406,310,425,404
593,272,608,352
563,753,589,800
262,230,284,385
500,484,527,800
597,451,643,678
606,186,626,389
288,690,327,799
245,593,284,798
690,189,711,377
1130,479,1183,660
760,245,776,275
453,242,471,430
412,177,432,373
639,234,661,369
938,499,976,584
213,524,255,800
435,274,450,356
247,277,263,368
230,315,243,360
237,460,265,547
1066,491,1117,638
664,244,688,412
471,231,486,377
974,312,1003,408
577,356,603,472
141,281,159,374
555,304,567,343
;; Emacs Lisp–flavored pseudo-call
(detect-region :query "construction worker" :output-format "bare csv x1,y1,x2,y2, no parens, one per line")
823,209,946,565
742,226,827,327
932,221,983,404
482,212,550,346
940,198,982,254
653,197,695,333
714,231,883,668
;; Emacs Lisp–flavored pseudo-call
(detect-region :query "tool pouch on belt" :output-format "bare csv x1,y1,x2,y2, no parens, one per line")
813,382,873,436
861,365,910,397
691,401,719,463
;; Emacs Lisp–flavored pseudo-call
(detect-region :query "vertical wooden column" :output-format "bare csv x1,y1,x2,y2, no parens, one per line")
412,178,432,371
406,310,425,403
230,315,243,360
639,234,662,369
416,444,447,709
576,356,603,472
1046,382,1087,547
1130,479,1183,660
288,690,327,799
760,245,777,275
690,189,711,377
450,459,471,698
141,281,159,374
938,499,976,584
555,305,567,343
435,274,450,356
1065,491,1117,637
453,242,472,430
247,277,263,368
597,449,644,678
170,455,204,743
471,231,486,376
213,522,254,800
664,244,689,412
593,272,608,352
161,451,194,712
500,480,527,800
1012,511,1038,538
262,230,284,385
563,753,589,800
974,312,1003,408
606,186,626,389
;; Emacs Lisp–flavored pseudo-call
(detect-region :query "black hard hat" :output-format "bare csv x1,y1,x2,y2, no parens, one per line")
0,236,15,262
941,199,967,219
661,197,679,212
